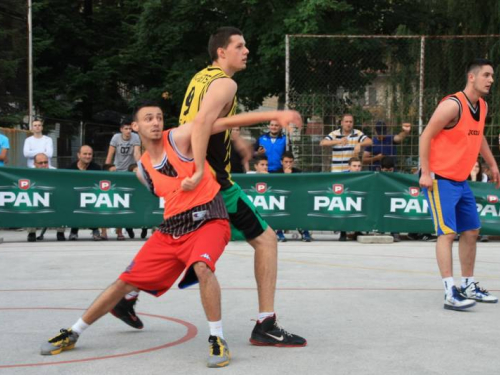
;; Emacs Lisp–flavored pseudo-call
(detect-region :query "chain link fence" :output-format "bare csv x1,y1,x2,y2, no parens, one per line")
283,34,500,173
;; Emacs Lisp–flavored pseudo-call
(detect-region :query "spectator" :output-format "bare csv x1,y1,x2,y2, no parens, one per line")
468,159,489,242
67,145,102,241
339,157,363,241
347,157,362,172
363,120,411,170
252,155,268,174
27,153,65,242
380,156,396,172
320,114,372,172
106,118,141,239
254,120,287,173
230,128,251,173
24,118,54,168
275,151,311,242
105,117,141,171
0,131,10,166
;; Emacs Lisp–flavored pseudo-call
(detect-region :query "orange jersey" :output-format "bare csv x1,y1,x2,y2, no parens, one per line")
429,91,486,181
139,130,220,219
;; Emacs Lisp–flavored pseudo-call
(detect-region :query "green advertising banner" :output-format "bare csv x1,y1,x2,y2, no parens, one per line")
1,167,499,234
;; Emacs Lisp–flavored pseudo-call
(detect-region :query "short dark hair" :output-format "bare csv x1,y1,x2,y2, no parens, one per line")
253,155,268,165
133,100,161,121
33,117,44,124
466,58,493,76
281,151,295,160
128,163,138,172
341,113,354,121
380,156,395,170
208,27,243,62
348,157,360,165
120,115,133,127
103,163,115,171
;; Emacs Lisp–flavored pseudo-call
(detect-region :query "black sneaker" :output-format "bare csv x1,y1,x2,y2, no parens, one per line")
126,228,135,239
28,232,36,242
57,232,66,241
249,315,307,347
141,228,148,239
111,297,144,329
339,231,347,241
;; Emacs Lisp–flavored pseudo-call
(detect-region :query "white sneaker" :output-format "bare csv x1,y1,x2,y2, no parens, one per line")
460,282,498,303
444,286,476,311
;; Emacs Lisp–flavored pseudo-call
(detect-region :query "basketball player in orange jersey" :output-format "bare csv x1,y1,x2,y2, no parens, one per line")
40,100,302,368
419,58,499,311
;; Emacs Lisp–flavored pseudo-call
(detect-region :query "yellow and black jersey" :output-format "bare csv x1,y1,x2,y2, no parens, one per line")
179,66,237,190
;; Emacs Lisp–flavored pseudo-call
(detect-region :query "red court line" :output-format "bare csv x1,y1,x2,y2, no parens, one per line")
0,307,197,369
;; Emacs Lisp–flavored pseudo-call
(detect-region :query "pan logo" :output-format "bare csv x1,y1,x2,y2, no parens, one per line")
384,186,430,219
243,183,290,217
0,178,54,213
308,184,366,218
74,180,134,214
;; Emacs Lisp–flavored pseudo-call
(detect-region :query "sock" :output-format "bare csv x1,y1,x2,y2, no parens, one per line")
461,276,474,288
258,312,275,323
208,320,224,339
442,277,455,296
125,291,139,300
71,318,89,335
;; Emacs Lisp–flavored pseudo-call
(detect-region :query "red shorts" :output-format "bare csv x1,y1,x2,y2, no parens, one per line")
119,219,230,297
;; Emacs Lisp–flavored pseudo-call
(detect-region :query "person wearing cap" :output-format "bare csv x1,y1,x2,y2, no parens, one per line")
362,120,411,170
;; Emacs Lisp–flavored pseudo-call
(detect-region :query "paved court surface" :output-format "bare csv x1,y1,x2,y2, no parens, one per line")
0,229,499,375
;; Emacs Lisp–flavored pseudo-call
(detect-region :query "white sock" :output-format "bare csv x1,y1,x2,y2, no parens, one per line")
258,312,275,323
462,276,474,288
71,318,89,335
125,291,139,300
442,277,455,296
208,320,224,339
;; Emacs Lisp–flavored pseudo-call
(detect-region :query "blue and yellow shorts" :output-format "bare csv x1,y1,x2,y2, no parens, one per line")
423,178,480,236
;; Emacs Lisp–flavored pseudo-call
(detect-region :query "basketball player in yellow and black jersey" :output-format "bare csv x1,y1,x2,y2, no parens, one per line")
179,27,306,347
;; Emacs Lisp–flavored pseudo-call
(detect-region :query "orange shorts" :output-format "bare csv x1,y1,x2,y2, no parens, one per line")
119,219,230,297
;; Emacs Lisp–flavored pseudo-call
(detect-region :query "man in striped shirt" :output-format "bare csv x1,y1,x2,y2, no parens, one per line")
320,114,372,172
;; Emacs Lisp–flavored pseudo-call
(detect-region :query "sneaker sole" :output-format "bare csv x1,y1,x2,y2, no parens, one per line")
42,343,76,355
472,299,498,304
443,302,476,311
249,338,307,347
110,310,144,329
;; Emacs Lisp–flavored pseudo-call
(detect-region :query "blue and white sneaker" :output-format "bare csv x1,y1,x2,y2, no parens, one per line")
460,282,498,303
276,230,286,242
444,286,476,311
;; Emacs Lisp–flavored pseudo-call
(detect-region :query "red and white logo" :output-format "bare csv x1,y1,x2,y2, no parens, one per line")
100,180,112,191
256,183,267,194
409,187,420,197
18,179,30,190
332,184,344,195
487,195,498,203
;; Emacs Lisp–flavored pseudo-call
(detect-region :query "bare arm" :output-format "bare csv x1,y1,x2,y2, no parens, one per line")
174,110,303,162
181,78,238,191
0,148,7,162
133,145,141,161
362,150,383,165
419,100,459,191
105,145,116,165
394,123,412,143
320,138,345,147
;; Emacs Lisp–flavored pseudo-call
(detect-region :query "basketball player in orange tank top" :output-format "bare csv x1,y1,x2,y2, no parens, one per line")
39,101,302,368
419,58,500,311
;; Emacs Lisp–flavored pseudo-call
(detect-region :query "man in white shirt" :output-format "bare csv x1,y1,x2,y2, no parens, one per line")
24,119,54,168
